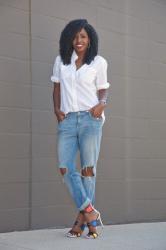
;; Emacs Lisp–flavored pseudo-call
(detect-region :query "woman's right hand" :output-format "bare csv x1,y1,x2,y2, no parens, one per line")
55,109,66,122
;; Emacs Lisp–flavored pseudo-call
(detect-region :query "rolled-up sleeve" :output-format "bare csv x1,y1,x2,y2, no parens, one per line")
95,57,110,90
50,55,61,83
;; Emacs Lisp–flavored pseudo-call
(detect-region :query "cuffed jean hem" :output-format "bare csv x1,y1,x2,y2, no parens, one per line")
79,198,91,211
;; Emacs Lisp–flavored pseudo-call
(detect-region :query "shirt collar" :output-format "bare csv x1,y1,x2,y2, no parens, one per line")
71,50,78,65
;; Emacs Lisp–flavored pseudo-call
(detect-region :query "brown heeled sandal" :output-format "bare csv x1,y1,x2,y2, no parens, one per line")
66,211,86,238
66,221,86,238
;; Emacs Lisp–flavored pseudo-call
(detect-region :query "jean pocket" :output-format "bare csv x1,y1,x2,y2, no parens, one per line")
88,111,102,121
58,115,68,124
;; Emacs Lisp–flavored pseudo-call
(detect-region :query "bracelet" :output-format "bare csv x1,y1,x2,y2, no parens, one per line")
99,99,107,105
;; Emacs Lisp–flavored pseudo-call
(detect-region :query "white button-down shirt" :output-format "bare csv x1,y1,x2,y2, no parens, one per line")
51,50,110,115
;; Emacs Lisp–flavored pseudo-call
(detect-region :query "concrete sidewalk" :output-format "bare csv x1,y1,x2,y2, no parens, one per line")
0,222,166,250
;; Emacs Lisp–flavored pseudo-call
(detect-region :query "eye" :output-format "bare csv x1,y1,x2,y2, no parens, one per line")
74,35,78,40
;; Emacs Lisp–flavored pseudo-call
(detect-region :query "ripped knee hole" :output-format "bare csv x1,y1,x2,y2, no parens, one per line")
81,166,94,177
60,168,67,176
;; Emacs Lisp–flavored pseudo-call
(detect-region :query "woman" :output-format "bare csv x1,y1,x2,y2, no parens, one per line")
51,19,110,239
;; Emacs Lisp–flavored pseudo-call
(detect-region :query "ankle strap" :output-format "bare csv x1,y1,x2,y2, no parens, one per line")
87,220,98,227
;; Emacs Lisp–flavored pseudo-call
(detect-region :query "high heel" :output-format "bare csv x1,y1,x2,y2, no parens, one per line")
83,204,104,239
66,211,86,238
66,221,86,238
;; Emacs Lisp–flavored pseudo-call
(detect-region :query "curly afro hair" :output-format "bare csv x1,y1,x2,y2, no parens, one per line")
59,19,98,65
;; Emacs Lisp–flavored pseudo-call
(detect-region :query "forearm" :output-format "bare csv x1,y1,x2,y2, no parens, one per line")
90,88,109,117
98,88,109,103
53,83,60,113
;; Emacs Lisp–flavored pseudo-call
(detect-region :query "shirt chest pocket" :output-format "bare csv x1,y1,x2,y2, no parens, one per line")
79,67,96,85
60,65,73,82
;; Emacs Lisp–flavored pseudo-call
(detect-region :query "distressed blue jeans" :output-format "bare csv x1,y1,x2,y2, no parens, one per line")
57,111,103,211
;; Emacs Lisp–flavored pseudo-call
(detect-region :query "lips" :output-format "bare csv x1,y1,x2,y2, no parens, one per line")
76,44,83,48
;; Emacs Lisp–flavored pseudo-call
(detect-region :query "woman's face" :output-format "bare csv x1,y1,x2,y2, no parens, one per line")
72,28,90,54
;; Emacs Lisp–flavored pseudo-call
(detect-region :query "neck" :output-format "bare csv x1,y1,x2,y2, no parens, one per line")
75,50,86,60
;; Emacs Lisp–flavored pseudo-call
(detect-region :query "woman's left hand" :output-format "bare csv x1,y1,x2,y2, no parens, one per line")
89,103,106,118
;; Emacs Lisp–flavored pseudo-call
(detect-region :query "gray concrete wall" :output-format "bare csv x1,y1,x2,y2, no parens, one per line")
0,0,166,233
0,0,31,232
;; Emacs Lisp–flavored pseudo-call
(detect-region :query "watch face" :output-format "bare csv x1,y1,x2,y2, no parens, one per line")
100,100,106,104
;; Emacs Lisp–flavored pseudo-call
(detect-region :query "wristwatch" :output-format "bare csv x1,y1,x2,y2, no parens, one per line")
99,99,107,105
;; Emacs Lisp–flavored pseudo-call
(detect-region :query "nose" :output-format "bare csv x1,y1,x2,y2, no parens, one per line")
76,35,81,43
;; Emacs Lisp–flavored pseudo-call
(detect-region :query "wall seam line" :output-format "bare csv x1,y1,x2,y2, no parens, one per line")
28,0,32,230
